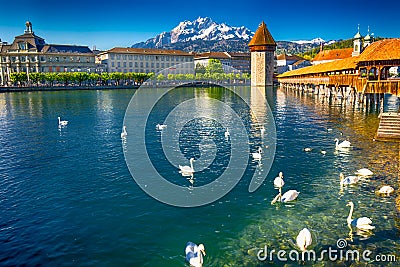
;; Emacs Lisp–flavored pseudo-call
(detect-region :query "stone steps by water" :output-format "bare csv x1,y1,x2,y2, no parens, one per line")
376,112,400,140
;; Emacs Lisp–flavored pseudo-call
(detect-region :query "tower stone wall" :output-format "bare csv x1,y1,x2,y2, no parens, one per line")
248,22,276,87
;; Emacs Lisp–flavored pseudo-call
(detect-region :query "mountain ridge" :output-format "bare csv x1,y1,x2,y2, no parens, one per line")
132,17,334,54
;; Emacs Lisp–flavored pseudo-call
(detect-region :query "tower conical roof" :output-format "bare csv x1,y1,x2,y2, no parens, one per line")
248,21,276,47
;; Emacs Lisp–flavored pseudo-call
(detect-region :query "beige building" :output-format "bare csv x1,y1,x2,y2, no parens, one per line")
194,52,250,73
96,47,195,74
0,21,98,85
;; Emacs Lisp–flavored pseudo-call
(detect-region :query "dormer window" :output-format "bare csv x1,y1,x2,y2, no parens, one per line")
18,42,27,50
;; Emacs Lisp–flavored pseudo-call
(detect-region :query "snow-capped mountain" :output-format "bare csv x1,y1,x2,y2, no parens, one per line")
291,38,326,45
132,17,254,50
131,17,336,53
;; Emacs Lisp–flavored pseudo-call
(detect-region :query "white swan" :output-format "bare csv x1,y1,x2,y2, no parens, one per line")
296,228,312,251
355,168,373,176
273,172,285,188
340,173,359,186
346,201,375,230
58,117,68,126
121,125,127,138
304,147,312,152
281,190,299,202
321,150,327,155
185,242,205,267
179,158,195,174
224,128,230,138
156,124,167,130
251,147,262,160
334,138,351,150
378,185,394,196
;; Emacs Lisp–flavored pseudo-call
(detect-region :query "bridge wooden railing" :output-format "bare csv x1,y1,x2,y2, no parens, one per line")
363,80,400,96
279,74,400,96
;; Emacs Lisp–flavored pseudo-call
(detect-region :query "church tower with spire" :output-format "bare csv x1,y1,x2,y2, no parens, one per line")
248,21,276,86
352,25,362,57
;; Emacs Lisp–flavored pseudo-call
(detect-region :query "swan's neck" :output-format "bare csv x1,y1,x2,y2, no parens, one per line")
335,139,339,147
58,117,61,123
347,204,353,224
190,160,194,171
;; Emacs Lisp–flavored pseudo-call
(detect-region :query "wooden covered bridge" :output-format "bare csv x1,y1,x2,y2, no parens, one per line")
277,38,400,140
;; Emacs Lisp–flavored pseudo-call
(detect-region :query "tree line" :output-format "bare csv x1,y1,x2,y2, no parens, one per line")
8,72,154,87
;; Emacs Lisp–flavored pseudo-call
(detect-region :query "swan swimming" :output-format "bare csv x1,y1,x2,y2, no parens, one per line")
334,138,351,150
121,126,127,138
273,172,285,188
304,147,312,152
355,168,373,176
339,173,359,186
224,128,230,138
281,190,299,202
296,228,312,251
346,201,375,230
179,158,195,174
185,242,205,267
378,185,394,196
156,124,167,130
58,117,68,126
252,147,262,161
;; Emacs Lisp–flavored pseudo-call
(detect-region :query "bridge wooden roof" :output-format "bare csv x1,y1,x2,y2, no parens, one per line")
357,38,400,62
278,56,359,77
278,39,400,78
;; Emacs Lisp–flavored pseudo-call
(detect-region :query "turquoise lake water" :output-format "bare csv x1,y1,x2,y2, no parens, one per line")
0,87,398,266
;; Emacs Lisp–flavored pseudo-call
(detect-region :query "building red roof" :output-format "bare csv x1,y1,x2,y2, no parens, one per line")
312,48,353,62
106,47,192,56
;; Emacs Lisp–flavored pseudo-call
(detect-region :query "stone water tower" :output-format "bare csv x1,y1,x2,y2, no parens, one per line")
248,21,276,86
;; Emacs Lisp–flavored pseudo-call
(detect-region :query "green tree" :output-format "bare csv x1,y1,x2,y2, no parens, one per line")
206,59,224,74
195,63,206,74
88,73,100,86
73,72,89,86
157,73,166,81
101,72,110,85
57,72,71,86
29,72,44,86
44,73,58,86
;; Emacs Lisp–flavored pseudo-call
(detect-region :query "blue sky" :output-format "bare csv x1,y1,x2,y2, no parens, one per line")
0,0,398,50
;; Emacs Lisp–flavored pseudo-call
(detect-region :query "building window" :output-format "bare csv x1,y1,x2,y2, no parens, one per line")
135,62,138,67
116,54,121,60
55,57,59,62
151,63,154,68
139,55,143,60
129,62,132,67
111,62,115,67
41,56,45,62
128,55,132,60
123,62,126,67
18,42,26,50
117,62,120,67
161,63,164,68
110,54,115,60
134,55,138,60
146,62,149,68
21,56,26,62
140,62,143,67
